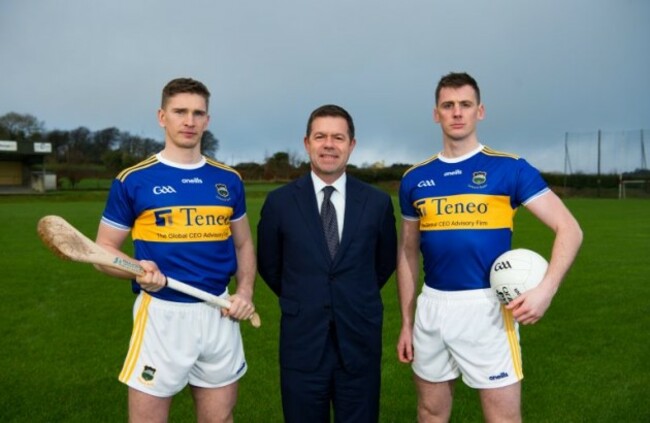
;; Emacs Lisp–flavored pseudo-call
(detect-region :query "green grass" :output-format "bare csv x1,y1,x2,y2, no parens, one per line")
0,194,648,422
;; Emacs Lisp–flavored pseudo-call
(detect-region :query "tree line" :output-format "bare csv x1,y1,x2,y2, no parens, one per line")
0,112,217,171
5,111,643,195
0,111,411,185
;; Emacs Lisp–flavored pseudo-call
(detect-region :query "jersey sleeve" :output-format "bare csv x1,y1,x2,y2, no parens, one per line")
398,174,419,220
101,177,136,230
230,175,247,221
514,158,549,206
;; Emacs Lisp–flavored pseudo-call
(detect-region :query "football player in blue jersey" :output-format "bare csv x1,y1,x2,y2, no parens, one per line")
396,72,582,422
94,78,256,422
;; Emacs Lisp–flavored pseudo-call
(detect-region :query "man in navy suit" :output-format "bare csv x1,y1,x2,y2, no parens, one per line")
257,104,397,422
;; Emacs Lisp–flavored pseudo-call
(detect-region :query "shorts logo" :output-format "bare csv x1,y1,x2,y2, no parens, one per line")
138,365,157,385
153,185,177,195
215,184,230,200
489,371,509,381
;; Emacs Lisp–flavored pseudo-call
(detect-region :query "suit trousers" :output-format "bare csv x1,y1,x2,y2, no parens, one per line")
280,324,381,423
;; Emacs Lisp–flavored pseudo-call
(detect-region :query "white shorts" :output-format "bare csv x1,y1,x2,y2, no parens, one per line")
412,286,523,389
118,292,247,397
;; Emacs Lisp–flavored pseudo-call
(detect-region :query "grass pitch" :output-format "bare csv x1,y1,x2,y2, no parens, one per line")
0,192,648,422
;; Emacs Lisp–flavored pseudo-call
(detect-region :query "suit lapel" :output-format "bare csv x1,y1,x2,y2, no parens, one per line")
292,174,332,260
337,177,367,262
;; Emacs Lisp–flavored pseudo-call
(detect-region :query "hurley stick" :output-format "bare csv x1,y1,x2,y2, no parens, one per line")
37,215,260,328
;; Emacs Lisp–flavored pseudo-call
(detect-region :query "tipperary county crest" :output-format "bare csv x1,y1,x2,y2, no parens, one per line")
215,183,230,200
472,171,487,186
139,365,156,384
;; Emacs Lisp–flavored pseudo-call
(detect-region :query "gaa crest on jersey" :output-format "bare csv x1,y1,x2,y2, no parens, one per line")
215,183,230,200
470,171,487,188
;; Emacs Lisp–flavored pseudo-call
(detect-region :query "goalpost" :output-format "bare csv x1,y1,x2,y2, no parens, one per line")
618,175,647,199
564,129,649,197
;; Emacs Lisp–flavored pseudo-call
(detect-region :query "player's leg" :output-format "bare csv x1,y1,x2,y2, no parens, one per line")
479,382,521,423
414,375,454,423
412,287,461,423
128,387,172,423
189,301,247,423
191,383,238,423
120,295,195,421
445,289,522,423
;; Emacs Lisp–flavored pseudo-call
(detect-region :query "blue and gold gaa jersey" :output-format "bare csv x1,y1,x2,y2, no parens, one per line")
399,145,549,291
101,154,246,302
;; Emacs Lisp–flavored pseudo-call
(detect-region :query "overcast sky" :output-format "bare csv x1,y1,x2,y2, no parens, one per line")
1,0,649,173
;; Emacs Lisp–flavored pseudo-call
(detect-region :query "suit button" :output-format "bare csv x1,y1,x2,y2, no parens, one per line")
324,305,331,309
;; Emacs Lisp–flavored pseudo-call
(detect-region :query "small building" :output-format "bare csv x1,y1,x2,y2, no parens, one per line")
0,140,54,193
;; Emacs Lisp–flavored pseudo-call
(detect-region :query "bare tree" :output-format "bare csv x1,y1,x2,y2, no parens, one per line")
201,130,219,159
0,112,45,141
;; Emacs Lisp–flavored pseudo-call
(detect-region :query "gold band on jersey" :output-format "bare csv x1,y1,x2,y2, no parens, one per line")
415,194,515,231
132,206,233,242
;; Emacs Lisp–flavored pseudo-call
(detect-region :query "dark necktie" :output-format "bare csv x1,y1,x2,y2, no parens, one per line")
321,186,339,259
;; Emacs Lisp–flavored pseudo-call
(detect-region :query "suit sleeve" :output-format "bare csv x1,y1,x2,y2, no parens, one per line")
375,194,397,289
257,194,283,296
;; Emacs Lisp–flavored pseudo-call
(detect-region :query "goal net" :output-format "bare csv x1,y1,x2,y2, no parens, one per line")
564,129,648,175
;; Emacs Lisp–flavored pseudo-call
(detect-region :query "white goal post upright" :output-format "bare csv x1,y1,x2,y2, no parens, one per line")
618,175,647,199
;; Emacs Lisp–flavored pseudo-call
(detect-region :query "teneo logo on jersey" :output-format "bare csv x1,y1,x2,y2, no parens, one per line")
415,194,514,231
134,206,234,242
215,183,230,200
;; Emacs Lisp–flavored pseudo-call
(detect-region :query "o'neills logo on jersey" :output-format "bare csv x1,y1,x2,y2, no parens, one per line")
182,177,203,184
215,183,230,200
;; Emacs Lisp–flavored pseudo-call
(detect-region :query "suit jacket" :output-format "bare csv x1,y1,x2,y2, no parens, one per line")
257,173,397,373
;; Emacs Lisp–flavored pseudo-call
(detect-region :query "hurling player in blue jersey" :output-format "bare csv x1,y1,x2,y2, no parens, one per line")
396,72,582,423
94,78,256,423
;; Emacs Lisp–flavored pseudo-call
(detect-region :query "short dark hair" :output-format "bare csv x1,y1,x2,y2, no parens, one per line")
435,72,480,105
306,104,355,139
161,78,211,110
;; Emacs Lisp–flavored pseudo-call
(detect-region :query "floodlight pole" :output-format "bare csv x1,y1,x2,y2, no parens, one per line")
597,129,602,197
563,132,571,192
641,129,647,170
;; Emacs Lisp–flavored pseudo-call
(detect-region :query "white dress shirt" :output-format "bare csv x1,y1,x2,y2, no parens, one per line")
311,171,345,240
